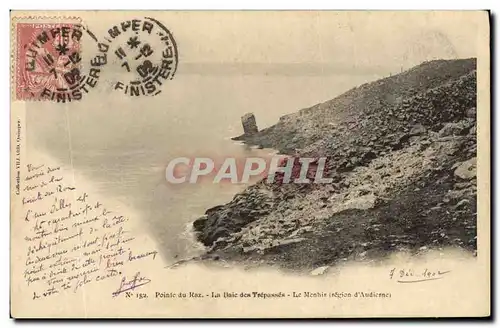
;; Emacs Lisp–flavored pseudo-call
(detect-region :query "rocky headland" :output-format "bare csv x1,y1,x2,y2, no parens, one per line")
192,58,478,271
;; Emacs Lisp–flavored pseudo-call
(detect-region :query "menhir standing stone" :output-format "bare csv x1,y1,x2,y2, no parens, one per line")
241,113,259,135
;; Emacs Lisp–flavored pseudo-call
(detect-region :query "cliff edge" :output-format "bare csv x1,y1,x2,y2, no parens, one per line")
193,58,477,271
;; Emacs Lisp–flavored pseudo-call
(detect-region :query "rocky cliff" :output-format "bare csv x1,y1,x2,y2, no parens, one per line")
193,58,477,270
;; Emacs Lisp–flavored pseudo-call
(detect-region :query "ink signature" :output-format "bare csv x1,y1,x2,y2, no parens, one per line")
389,267,451,283
112,272,151,297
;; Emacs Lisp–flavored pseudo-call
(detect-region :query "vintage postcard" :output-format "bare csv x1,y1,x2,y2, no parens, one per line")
10,10,490,318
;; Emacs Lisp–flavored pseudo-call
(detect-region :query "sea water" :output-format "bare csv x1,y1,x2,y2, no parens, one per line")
25,72,383,263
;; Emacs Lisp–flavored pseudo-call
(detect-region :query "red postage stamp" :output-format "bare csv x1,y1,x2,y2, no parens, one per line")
15,22,83,101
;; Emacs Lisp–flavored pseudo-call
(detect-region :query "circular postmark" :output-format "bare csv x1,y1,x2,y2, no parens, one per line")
101,17,179,97
16,23,84,101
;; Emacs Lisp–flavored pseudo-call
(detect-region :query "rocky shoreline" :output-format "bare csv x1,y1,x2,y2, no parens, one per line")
192,58,478,272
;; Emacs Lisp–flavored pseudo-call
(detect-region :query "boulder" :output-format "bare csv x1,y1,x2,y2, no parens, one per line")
193,188,273,247
455,199,471,210
419,139,432,151
342,194,378,210
241,113,259,135
409,124,427,136
310,266,329,276
193,216,207,230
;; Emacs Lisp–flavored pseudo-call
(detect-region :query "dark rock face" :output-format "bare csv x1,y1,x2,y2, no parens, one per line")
454,158,477,180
